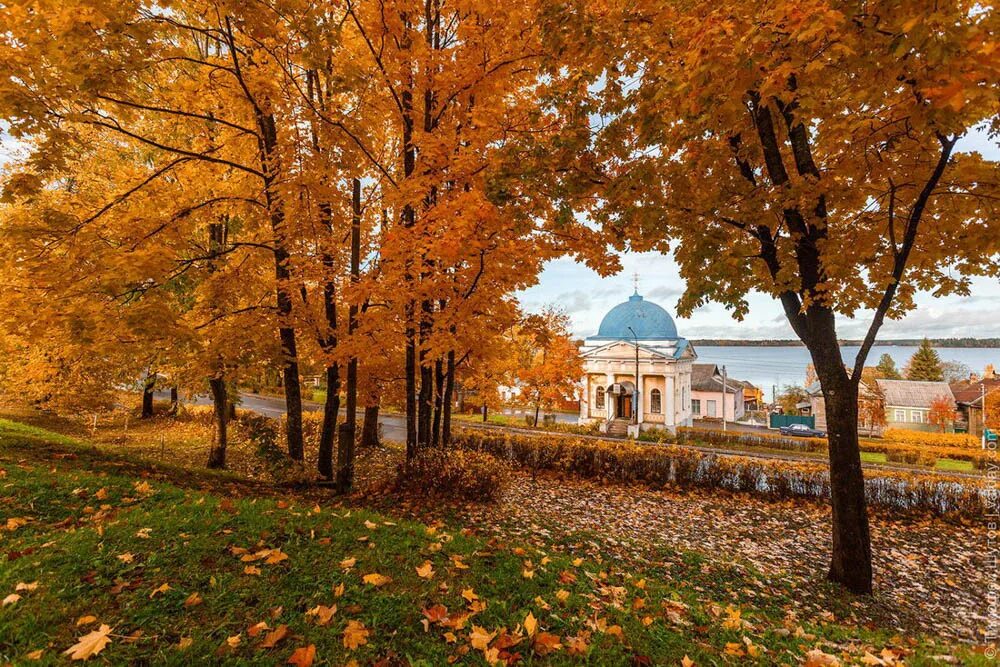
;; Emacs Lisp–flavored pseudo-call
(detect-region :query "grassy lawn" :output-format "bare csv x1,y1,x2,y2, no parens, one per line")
935,458,975,473
0,418,988,665
860,452,888,464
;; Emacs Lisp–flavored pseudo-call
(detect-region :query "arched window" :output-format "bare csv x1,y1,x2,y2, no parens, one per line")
650,388,662,414
595,385,605,409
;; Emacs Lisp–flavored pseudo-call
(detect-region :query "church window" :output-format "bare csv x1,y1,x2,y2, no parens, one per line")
596,386,605,409
649,388,661,413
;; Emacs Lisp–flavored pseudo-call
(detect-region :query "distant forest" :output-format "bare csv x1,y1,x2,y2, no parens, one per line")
691,338,1000,348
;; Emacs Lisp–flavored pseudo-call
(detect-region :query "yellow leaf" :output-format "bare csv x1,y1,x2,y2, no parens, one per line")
416,561,435,579
681,655,695,667
63,624,112,661
149,583,170,599
362,573,391,587
340,557,356,569
804,649,841,666
15,581,39,592
226,634,242,648
184,592,203,608
287,644,316,667
76,615,97,626
244,566,262,576
462,588,479,602
469,625,496,650
342,620,370,650
2,594,20,606
555,589,570,603
177,638,193,650
305,604,337,626
523,611,538,637
25,649,44,660
260,624,289,648
117,553,134,563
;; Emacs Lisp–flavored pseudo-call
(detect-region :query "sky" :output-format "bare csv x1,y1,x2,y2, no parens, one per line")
520,128,1000,341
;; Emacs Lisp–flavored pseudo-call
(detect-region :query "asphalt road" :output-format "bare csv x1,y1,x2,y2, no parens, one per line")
165,392,979,479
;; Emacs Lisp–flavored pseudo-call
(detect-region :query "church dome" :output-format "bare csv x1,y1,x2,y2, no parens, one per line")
594,292,678,340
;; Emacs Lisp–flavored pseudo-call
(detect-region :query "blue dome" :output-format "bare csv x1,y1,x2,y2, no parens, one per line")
593,293,678,340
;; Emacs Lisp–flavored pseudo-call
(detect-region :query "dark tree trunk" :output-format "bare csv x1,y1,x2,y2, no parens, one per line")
228,395,237,421
207,377,228,468
805,316,872,594
401,23,418,460
169,386,179,415
362,404,380,448
318,364,340,480
482,403,487,423
336,178,362,493
141,374,155,419
441,350,455,446
417,302,434,448
257,106,304,462
431,358,444,446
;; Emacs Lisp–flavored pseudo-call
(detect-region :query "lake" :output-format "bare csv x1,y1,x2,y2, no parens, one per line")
694,345,1000,398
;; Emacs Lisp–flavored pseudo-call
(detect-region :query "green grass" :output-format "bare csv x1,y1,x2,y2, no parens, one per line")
0,418,985,665
860,451,888,464
936,458,975,472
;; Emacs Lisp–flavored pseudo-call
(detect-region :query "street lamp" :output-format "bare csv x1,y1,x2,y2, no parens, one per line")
627,326,639,426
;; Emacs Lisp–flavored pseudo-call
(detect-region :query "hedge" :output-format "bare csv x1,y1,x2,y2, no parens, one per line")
881,428,979,449
451,428,991,518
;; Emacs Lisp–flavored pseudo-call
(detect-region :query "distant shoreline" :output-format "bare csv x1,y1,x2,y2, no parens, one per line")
690,338,1000,348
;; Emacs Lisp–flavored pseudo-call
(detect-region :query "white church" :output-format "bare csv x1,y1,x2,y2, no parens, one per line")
578,291,696,437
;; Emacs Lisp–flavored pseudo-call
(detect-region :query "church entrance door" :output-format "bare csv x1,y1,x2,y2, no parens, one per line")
616,394,633,421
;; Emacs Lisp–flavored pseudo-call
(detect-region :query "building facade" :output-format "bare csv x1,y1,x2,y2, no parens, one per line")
690,363,745,422
578,292,696,436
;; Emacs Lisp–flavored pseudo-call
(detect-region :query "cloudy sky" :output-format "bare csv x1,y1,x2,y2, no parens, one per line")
521,129,1000,340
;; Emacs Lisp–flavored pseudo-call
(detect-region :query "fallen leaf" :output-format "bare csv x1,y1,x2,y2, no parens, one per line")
261,624,289,648
534,631,562,655
305,604,337,626
805,649,841,666
247,622,270,638
177,637,193,650
226,635,242,648
184,592,203,608
362,573,391,587
244,566,262,576
15,581,39,592
3,593,21,606
416,560,435,579
681,655,695,667
287,644,316,667
343,620,369,650
340,557,357,569
524,611,538,637
469,625,496,650
63,624,112,661
149,583,171,598
25,649,44,660
76,615,97,626
117,553,134,563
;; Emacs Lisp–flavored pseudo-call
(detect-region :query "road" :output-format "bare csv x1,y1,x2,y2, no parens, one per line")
165,392,980,479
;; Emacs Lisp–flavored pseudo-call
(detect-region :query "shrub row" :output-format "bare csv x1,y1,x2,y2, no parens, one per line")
880,428,979,449
451,428,990,518
393,448,512,502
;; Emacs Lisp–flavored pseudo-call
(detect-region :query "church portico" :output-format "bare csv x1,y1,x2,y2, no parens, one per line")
578,291,696,435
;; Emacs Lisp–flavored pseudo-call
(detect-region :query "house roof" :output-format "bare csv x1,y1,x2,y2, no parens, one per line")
950,378,1000,406
875,379,953,408
691,363,745,393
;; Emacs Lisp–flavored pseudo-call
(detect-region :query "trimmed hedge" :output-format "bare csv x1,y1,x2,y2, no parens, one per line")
451,428,990,518
881,428,979,449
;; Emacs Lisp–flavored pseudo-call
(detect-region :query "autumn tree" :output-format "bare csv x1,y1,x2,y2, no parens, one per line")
874,354,902,380
516,308,583,427
776,385,809,415
928,395,957,432
906,339,944,381
557,0,1000,593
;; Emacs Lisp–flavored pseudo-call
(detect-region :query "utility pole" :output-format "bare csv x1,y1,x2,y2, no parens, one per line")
982,382,987,449
627,326,639,428
722,365,728,432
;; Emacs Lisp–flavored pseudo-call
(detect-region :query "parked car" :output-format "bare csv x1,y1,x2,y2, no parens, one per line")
779,423,826,438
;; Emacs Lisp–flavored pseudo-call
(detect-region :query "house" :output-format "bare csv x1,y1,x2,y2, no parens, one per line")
876,379,955,433
690,363,745,422
807,379,885,435
950,367,1000,437
578,291,696,436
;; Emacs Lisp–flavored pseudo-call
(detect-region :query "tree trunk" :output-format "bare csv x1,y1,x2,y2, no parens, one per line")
431,357,444,446
482,403,487,423
169,386,179,416
534,400,541,429
141,374,155,419
207,376,228,468
318,363,340,480
336,177,362,494
362,404,380,448
441,350,455,446
802,311,873,595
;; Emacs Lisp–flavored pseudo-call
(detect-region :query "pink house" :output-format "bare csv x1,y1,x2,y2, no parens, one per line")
690,363,745,422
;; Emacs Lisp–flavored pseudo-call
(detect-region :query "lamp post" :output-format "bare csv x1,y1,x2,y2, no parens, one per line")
627,326,639,426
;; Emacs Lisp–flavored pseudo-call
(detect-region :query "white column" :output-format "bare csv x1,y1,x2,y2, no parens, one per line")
665,374,676,427
635,374,643,425
605,371,615,420
579,374,589,421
